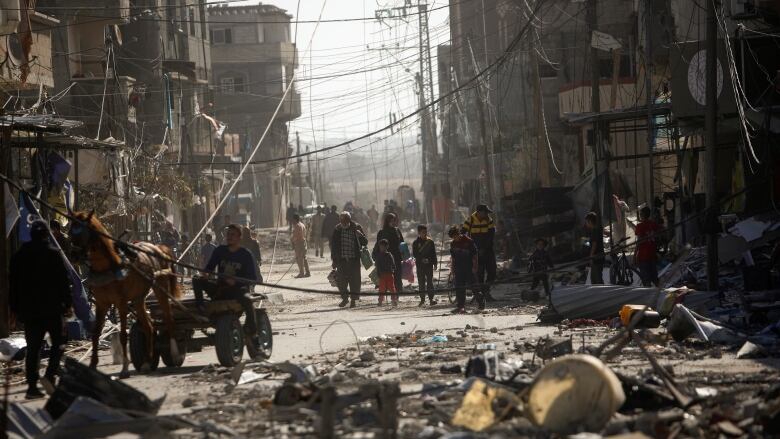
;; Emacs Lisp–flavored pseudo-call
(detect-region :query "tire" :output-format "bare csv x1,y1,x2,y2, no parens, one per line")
159,332,187,368
215,314,244,367
247,309,273,360
129,322,159,372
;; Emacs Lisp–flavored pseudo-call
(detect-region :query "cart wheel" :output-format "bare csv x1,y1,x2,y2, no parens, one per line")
247,309,273,360
215,314,244,366
129,323,159,372
159,333,187,368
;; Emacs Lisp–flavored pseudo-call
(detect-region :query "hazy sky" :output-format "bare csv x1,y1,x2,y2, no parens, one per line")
210,0,450,170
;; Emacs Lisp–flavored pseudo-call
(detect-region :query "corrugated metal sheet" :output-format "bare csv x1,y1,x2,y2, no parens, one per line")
551,285,661,320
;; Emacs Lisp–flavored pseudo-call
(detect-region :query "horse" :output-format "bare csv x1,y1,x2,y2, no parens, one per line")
69,211,182,378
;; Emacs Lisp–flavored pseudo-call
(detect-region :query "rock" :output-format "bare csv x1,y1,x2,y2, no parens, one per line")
401,322,406,325
465,324,472,330
181,397,195,408
490,327,498,333
359,350,376,362
401,370,419,380
440,364,462,374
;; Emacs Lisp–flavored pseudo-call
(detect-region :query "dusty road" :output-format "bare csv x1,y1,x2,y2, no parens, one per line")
8,230,780,438
9,231,549,405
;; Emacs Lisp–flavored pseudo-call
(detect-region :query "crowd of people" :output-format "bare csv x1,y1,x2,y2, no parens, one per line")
10,197,667,400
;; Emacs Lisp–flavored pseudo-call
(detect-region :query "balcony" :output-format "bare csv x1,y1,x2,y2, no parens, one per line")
558,78,641,117
37,0,130,22
0,8,58,89
211,42,297,66
215,91,301,121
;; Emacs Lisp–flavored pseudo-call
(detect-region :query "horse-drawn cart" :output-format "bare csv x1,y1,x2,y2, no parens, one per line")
128,292,273,370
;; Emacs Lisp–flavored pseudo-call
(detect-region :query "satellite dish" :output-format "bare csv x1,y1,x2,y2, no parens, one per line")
6,33,27,66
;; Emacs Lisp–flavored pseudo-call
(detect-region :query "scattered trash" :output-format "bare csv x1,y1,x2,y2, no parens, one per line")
619,305,661,328
526,354,625,434
44,358,162,420
0,337,26,361
237,369,271,386
440,364,462,374
695,387,718,398
450,378,519,432
737,341,768,359
667,304,743,344
535,336,573,360
420,335,448,343
550,285,660,321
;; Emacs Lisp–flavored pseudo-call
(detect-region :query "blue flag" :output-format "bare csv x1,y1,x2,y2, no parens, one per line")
17,192,41,243
17,193,94,331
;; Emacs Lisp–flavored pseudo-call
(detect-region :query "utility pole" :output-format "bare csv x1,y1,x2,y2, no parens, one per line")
705,0,719,291
376,0,438,217
467,38,495,205
296,132,303,208
588,0,602,224
645,0,655,204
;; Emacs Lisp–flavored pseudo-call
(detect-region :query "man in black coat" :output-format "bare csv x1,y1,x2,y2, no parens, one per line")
10,220,72,399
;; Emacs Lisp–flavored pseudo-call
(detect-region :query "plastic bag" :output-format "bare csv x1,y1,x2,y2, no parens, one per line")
402,258,415,283
400,242,410,260
327,270,339,287
360,246,373,269
368,268,379,286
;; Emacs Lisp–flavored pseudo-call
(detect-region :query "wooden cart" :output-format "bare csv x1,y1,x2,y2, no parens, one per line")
128,292,273,370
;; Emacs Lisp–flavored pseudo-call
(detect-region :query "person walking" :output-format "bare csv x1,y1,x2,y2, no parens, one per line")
529,238,554,300
375,213,405,294
412,224,438,306
634,206,661,287
242,226,264,283
367,204,380,233
194,224,262,351
160,221,180,255
200,233,217,269
286,203,296,231
331,211,368,308
374,239,398,307
585,211,605,284
291,214,311,278
448,226,480,314
321,205,340,251
10,220,72,399
310,205,325,257
463,204,496,302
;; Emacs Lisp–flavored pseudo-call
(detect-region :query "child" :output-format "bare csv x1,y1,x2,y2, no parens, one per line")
449,226,480,314
412,224,438,307
375,239,398,307
529,238,554,299
634,206,661,287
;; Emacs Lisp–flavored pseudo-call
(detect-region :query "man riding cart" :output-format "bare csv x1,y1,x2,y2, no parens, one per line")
193,223,263,353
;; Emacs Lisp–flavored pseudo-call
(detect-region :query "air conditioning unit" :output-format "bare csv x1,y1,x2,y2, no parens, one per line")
0,0,21,35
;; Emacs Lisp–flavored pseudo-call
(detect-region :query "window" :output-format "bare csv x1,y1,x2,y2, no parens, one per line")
233,76,245,93
210,28,232,44
598,54,632,79
257,24,265,43
220,76,245,94
188,8,196,36
281,65,287,91
220,77,235,94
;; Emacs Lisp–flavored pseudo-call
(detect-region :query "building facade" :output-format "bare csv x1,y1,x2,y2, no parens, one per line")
208,3,301,227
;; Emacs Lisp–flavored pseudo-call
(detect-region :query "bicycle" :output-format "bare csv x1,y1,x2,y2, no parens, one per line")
609,237,639,286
